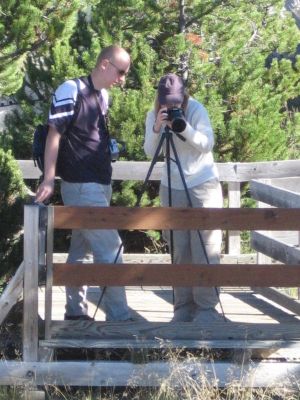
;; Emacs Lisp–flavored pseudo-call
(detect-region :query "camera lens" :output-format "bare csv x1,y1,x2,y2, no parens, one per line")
167,108,186,133
172,118,186,133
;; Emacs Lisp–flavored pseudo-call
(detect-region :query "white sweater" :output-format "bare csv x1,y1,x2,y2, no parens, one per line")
144,97,219,190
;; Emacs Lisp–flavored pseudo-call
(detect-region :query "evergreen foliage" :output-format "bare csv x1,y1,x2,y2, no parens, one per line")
0,149,27,286
189,0,300,161
0,0,80,95
1,0,298,164
0,0,299,263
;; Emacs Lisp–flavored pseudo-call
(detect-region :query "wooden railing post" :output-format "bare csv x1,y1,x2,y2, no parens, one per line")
227,182,241,255
45,206,54,339
23,205,40,362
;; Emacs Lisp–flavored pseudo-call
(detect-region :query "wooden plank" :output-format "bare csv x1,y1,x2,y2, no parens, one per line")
45,207,54,340
18,159,300,182
251,179,300,208
52,263,300,287
227,160,300,182
112,161,163,181
252,287,300,316
269,177,300,192
39,338,300,360
23,205,40,362
256,199,273,264
1,359,300,387
53,252,256,265
251,231,300,264
38,338,300,351
228,182,241,255
0,262,23,326
50,321,300,340
53,206,300,230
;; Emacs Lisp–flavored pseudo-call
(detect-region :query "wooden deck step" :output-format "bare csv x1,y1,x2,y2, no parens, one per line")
50,320,300,341
42,321,300,361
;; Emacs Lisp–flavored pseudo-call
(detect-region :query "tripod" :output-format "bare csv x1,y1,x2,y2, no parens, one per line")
93,125,226,321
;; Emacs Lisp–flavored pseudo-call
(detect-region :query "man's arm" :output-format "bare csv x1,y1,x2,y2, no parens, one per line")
35,126,61,203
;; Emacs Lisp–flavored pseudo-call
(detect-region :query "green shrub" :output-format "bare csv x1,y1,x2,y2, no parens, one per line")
0,149,27,291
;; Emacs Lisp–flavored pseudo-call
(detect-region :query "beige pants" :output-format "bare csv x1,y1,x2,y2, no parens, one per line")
159,178,223,322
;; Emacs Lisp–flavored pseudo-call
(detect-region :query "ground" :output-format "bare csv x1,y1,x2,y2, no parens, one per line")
0,300,22,360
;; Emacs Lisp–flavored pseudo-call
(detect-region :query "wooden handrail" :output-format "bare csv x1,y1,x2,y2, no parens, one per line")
53,206,300,230
18,159,300,257
53,263,300,287
18,159,300,182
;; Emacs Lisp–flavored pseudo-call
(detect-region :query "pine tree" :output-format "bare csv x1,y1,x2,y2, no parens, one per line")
0,0,81,95
1,0,299,169
184,0,300,161
0,149,27,282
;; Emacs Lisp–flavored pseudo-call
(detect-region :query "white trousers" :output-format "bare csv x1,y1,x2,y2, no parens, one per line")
61,181,130,321
160,178,223,321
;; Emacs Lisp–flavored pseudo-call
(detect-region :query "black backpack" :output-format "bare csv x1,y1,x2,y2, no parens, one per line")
32,123,49,173
32,78,80,174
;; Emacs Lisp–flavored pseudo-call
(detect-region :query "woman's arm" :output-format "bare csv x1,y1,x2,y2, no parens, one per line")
180,100,215,153
144,109,163,158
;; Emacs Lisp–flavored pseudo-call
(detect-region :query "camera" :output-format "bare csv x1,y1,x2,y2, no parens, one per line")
109,138,126,162
167,107,186,133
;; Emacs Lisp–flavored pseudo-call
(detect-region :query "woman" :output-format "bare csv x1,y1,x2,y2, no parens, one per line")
144,73,224,323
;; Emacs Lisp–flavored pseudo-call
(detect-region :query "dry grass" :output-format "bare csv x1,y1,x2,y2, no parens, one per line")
7,349,299,399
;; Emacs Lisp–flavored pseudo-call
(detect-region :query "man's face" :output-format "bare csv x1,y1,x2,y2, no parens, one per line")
101,53,130,89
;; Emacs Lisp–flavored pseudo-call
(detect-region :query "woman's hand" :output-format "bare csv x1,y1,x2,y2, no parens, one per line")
153,107,169,133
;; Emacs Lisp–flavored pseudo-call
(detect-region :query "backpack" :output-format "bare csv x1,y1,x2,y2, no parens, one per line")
32,123,49,173
32,78,80,174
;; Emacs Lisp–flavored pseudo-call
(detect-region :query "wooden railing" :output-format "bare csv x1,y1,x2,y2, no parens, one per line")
1,160,300,391
22,204,300,363
18,159,300,256
51,206,300,287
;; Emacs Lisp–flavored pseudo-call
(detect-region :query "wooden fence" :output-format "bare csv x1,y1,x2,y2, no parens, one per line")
17,158,300,255
0,159,299,394
16,202,300,392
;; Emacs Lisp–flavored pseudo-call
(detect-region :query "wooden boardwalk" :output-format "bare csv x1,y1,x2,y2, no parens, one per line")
39,252,299,325
1,164,300,391
40,285,300,325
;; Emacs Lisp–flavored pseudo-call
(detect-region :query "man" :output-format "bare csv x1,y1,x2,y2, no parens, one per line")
35,45,131,321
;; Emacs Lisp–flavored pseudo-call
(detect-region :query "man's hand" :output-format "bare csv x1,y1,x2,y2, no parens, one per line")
35,179,55,203
35,126,61,203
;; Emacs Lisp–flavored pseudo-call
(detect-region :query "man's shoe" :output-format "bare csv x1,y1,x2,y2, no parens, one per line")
64,314,94,321
192,309,227,323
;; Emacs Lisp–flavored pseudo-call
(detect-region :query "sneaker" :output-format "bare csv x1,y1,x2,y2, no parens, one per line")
64,314,94,321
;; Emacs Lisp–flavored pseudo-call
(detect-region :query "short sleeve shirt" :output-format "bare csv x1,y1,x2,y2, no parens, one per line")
48,76,112,184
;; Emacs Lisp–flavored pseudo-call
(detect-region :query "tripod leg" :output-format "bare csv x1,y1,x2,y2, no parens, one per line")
164,131,175,264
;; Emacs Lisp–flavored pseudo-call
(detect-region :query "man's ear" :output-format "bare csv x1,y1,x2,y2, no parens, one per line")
100,58,109,71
